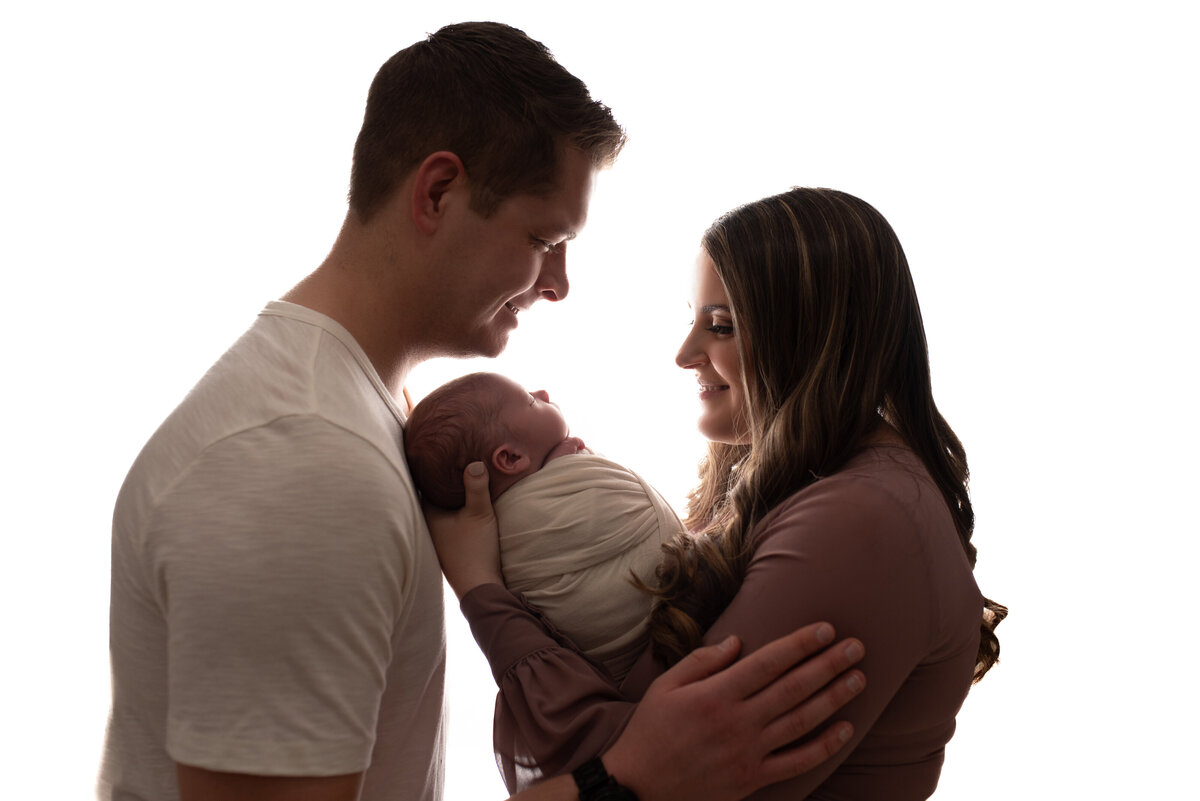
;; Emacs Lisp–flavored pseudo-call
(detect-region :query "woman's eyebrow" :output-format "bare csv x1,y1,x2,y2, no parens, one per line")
700,304,731,313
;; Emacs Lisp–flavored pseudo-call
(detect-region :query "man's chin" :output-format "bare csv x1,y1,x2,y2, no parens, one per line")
447,316,517,359
469,329,511,359
477,340,507,359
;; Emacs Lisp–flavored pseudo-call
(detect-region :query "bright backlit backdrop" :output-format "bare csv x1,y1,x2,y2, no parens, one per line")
2,1,1196,798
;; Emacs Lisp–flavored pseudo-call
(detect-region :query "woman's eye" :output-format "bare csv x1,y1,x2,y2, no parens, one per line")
707,324,734,335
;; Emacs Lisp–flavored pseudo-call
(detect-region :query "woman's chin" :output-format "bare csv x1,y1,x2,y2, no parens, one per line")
698,417,745,446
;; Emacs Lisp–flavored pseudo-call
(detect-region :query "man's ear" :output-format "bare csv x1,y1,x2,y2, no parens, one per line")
491,444,532,476
411,151,467,234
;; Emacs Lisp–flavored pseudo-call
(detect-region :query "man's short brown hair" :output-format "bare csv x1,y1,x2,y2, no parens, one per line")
350,21,625,222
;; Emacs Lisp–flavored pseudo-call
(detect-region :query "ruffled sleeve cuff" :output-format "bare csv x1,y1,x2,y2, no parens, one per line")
460,583,636,790
460,583,590,684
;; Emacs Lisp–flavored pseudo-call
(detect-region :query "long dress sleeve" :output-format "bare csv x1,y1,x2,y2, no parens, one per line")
699,448,983,800
462,446,982,800
460,583,638,793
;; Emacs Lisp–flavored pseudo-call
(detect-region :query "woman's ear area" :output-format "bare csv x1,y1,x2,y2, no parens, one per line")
491,443,532,476
411,151,467,234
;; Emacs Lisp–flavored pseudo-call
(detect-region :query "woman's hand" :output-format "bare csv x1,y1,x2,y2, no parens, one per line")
423,462,504,600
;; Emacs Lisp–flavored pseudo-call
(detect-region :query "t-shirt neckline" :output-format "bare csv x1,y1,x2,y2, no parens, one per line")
259,300,408,425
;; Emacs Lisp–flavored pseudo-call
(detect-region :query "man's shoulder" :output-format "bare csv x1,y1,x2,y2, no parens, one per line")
153,416,421,531
116,311,413,533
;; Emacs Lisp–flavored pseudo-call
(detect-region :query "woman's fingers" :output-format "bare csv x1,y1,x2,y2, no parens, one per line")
423,462,503,599
461,461,493,519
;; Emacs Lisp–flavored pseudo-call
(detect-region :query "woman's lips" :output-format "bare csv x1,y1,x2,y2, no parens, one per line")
698,381,729,400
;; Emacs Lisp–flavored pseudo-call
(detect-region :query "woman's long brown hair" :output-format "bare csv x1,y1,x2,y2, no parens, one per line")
647,188,1005,682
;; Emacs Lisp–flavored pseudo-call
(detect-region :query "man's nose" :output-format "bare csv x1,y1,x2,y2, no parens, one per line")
538,250,569,302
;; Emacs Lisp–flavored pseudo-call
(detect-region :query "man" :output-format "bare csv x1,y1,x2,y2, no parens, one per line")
101,22,864,801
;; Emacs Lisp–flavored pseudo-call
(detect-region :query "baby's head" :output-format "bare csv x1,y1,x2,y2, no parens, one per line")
406,372,575,508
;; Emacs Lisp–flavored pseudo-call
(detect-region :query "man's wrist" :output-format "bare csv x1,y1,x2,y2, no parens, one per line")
572,757,639,800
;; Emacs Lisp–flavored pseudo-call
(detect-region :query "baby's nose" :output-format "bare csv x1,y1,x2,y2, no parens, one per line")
532,390,550,402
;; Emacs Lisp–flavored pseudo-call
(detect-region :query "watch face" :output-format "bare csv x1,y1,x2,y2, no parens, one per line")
573,758,639,801
585,784,638,801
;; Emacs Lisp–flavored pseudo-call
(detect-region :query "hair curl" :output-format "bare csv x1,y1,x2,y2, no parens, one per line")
647,188,1006,682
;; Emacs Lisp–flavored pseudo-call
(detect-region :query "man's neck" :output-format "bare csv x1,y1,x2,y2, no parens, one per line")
282,214,423,397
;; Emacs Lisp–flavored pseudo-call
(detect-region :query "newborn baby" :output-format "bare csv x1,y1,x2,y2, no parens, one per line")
405,372,682,679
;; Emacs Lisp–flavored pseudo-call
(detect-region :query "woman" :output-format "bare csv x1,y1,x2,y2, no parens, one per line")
434,188,1004,799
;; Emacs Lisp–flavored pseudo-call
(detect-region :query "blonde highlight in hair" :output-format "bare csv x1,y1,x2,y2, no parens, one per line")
646,188,1005,682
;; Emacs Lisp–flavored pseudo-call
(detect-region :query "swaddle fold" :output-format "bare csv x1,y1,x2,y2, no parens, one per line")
495,454,683,680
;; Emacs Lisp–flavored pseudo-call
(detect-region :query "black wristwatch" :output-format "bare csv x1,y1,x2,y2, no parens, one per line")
572,757,639,800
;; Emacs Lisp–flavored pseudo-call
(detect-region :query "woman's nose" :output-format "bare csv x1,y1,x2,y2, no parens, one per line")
676,331,705,370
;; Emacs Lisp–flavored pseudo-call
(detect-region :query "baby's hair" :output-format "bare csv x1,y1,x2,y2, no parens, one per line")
405,372,511,508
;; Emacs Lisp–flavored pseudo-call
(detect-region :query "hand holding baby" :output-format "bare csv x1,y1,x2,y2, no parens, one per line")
423,461,503,600
410,373,587,600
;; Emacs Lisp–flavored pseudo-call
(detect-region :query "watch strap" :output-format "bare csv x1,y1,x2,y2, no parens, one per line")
572,756,639,800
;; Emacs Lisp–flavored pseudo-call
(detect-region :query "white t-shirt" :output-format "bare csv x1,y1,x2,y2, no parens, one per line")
100,302,446,801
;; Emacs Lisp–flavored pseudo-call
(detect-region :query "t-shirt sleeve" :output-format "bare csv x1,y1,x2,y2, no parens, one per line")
460,583,636,793
146,416,411,776
703,476,937,798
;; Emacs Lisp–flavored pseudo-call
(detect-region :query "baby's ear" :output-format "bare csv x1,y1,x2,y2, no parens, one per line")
491,444,531,476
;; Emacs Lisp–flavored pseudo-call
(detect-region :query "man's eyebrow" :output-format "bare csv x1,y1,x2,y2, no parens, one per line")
538,224,578,240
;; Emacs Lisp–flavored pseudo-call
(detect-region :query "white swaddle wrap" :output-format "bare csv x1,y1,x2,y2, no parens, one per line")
494,454,683,680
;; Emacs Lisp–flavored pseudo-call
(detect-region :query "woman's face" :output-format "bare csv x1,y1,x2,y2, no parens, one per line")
676,252,750,445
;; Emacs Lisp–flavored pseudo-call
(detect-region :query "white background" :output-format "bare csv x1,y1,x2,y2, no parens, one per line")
3,1,1196,798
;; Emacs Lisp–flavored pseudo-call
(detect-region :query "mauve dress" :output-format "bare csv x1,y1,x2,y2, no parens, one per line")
460,444,985,800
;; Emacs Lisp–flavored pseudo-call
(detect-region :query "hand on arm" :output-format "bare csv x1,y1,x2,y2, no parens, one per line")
504,624,865,801
604,624,864,801
696,482,940,796
424,462,504,599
